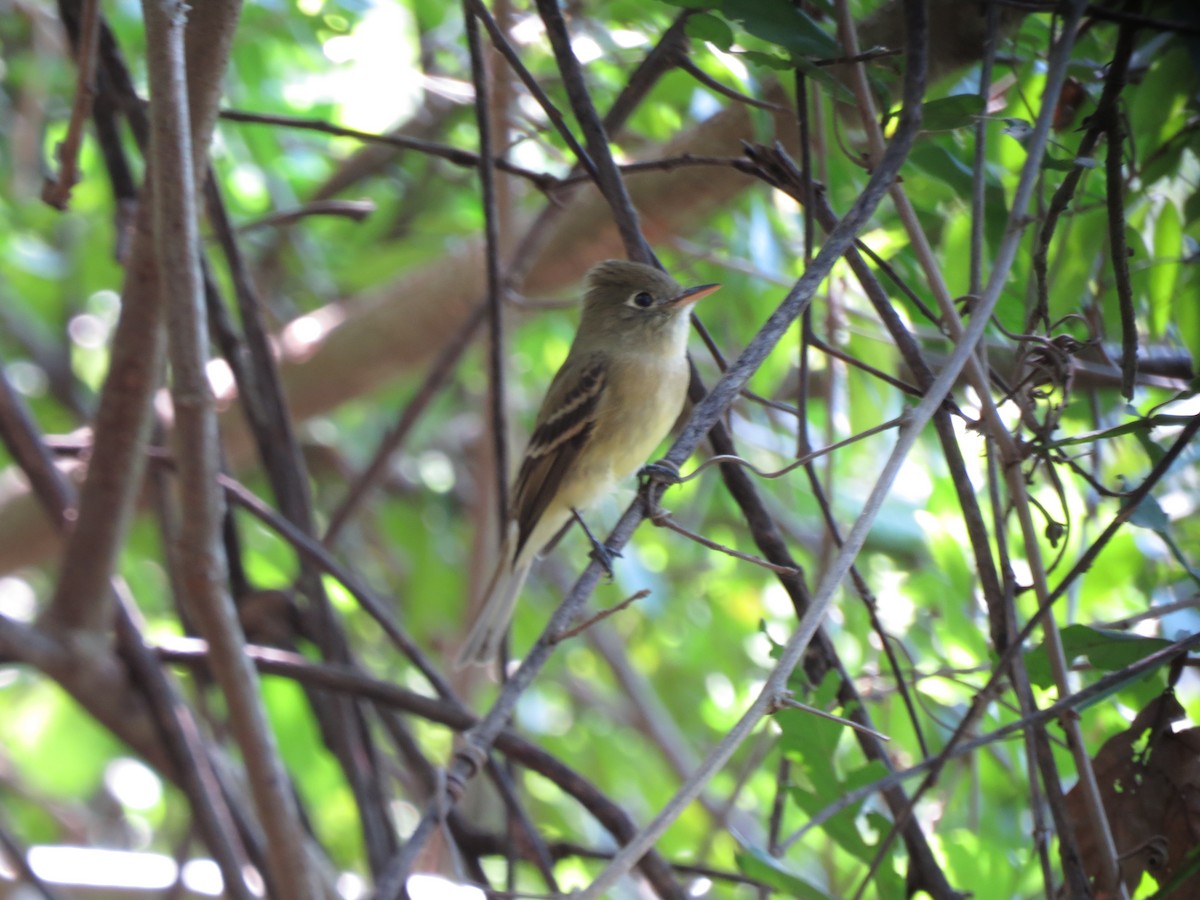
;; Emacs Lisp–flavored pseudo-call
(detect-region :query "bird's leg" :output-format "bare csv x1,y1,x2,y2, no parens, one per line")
571,507,620,578
638,459,680,524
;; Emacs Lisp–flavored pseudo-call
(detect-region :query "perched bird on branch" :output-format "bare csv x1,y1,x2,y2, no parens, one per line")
458,259,719,666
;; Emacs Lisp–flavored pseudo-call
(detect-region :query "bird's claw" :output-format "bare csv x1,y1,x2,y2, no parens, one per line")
588,541,622,580
639,460,680,523
638,460,681,490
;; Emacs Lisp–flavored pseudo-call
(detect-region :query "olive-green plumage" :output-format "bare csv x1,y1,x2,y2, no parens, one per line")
458,260,719,666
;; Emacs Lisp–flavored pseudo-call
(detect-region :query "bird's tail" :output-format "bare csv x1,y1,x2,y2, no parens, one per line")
456,532,531,668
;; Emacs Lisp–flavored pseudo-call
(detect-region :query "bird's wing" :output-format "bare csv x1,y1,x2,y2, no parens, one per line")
510,354,607,558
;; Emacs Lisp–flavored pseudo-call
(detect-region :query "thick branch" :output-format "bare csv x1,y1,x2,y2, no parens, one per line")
142,1,318,896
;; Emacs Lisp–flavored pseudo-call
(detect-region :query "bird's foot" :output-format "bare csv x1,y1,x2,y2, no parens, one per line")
638,459,681,489
572,507,621,580
639,460,680,523
588,541,622,580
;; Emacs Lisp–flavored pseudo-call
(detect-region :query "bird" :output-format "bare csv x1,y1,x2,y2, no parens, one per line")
457,259,720,666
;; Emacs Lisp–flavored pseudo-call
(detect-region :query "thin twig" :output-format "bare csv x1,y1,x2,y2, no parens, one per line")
807,333,925,399
237,199,375,232
219,108,561,191
464,0,601,186
219,471,459,702
465,2,510,535
534,0,653,263
322,304,486,545
582,622,757,839
649,512,801,576
551,589,651,644
782,626,1200,848
483,756,561,893
1030,20,1135,332
0,805,64,900
969,1,998,296
157,639,686,900
42,0,101,210
1103,24,1138,399
666,414,906,485
776,696,891,742
678,57,789,113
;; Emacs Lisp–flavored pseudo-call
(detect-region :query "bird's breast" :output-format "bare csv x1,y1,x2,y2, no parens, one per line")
574,352,689,499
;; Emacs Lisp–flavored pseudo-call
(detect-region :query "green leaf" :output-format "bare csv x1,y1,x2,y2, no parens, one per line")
1128,491,1200,587
908,143,974,194
1131,422,1169,466
790,760,892,863
738,48,795,71
1177,272,1200,366
777,673,842,764
736,846,830,898
1148,200,1182,337
716,0,839,59
1129,492,1171,532
1042,152,1087,172
685,13,734,51
1024,625,1173,689
1040,414,1194,449
918,94,986,131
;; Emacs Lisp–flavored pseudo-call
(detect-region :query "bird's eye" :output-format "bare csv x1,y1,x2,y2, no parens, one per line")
631,291,654,308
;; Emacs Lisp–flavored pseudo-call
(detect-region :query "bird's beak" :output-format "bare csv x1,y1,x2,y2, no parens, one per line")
668,282,721,307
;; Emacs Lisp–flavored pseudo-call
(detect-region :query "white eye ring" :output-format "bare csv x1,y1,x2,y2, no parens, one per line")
630,291,654,308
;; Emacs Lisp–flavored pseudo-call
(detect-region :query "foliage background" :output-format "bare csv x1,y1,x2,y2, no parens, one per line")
0,0,1198,898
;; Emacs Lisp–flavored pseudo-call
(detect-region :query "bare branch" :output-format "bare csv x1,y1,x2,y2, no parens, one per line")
142,0,319,895
41,0,100,210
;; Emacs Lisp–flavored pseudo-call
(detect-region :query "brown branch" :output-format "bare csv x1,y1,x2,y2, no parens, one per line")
157,640,686,900
237,199,376,232
1030,19,1136,332
38,0,242,635
465,2,511,537
1102,23,1139,400
142,1,318,896
40,208,164,633
42,0,101,210
0,335,260,899
204,179,399,875
678,57,789,113
550,589,651,644
649,511,802,576
534,0,653,263
784,625,1200,849
218,108,561,192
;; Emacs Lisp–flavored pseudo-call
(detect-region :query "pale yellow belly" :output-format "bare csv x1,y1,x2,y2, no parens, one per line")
559,355,688,511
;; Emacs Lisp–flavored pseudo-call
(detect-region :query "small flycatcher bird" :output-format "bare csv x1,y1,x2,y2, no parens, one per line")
458,260,720,666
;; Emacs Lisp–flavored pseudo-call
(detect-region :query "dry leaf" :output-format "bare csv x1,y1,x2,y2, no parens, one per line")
1065,692,1200,897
